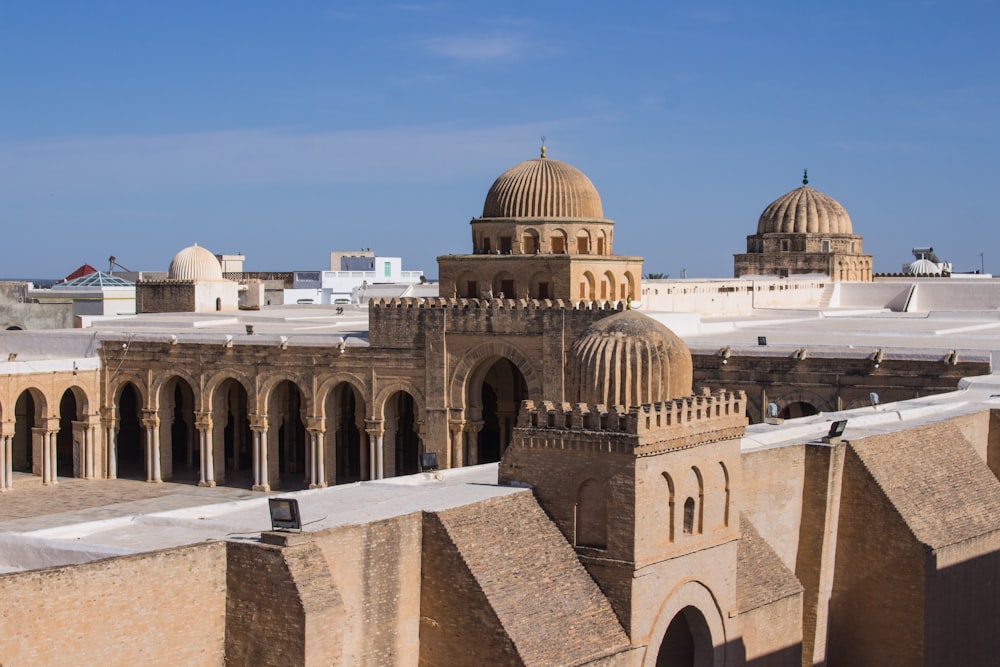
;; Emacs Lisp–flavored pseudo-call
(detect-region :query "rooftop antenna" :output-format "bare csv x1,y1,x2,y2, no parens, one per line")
108,255,132,273
540,136,546,158
802,168,809,185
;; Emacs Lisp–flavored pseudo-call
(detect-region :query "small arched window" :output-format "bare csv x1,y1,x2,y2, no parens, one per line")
683,497,696,534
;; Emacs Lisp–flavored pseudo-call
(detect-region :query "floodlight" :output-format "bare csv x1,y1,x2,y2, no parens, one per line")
758,336,767,346
268,497,302,531
767,403,779,418
245,325,254,335
7,353,16,362
869,392,880,407
822,420,848,443
420,452,439,472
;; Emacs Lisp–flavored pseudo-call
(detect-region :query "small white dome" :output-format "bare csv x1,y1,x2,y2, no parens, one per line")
908,258,942,276
168,243,223,281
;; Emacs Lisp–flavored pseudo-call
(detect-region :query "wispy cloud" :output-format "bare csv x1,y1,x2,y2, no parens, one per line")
420,32,555,63
0,122,588,197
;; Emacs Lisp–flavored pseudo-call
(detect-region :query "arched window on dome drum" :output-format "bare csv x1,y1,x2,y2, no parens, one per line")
550,230,566,254
576,231,590,255
521,230,539,255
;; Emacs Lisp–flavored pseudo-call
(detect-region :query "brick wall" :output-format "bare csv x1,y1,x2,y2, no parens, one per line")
0,542,227,666
420,493,630,666
225,539,343,667
312,514,423,665
827,446,924,665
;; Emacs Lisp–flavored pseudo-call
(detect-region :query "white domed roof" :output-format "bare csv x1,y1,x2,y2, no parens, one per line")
168,243,223,281
908,259,942,276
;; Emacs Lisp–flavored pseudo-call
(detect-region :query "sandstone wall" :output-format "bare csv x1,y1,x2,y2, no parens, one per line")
0,542,227,666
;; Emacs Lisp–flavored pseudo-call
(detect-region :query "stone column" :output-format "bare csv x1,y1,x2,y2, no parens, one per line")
307,418,327,489
142,410,161,483
40,420,59,485
448,420,466,469
465,420,484,467
0,421,13,491
251,414,270,492
365,420,384,481
102,407,118,479
83,421,96,479
196,411,215,487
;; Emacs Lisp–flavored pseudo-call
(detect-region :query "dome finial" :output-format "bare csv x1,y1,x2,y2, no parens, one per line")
802,168,809,186
540,135,546,158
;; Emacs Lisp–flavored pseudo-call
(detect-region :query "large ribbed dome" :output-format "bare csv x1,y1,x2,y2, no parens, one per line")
168,243,223,281
757,184,853,235
482,151,604,219
570,311,692,407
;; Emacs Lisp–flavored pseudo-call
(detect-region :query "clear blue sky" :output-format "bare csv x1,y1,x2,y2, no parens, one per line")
1,1,997,279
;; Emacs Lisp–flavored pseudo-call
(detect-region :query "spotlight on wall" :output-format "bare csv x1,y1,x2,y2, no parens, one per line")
871,348,884,369
245,325,254,335
169,335,178,346
764,402,784,425
869,392,880,408
279,336,288,350
7,353,16,362
224,335,233,349
268,497,302,532
338,339,347,355
719,346,731,365
793,347,807,361
945,349,958,365
822,419,848,444
420,452,439,472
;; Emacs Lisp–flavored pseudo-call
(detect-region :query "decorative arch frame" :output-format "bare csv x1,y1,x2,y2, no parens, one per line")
315,372,371,419
449,340,543,411
643,579,728,667
257,372,315,418
373,380,426,422
15,386,48,422
203,369,257,414
109,374,149,414
150,369,201,412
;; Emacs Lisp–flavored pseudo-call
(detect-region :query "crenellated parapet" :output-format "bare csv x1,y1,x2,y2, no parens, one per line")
368,296,624,348
512,387,747,456
370,296,626,311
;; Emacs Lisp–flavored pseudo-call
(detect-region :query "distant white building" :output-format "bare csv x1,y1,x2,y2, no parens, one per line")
284,255,425,305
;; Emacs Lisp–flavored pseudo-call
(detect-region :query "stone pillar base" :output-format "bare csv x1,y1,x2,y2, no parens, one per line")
309,482,328,489
199,480,216,488
252,483,271,493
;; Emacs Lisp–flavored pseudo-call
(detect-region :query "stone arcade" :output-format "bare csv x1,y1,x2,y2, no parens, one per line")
2,152,1000,665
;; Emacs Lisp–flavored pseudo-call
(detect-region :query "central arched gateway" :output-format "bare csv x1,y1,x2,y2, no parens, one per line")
472,357,528,464
655,606,713,667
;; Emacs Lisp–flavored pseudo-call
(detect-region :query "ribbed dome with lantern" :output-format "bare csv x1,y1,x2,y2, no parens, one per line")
734,170,873,282
481,150,607,221
437,144,644,303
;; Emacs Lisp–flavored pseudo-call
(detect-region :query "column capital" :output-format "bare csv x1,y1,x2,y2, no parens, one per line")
448,419,467,435
249,414,269,431
465,420,484,436
0,420,14,438
194,411,213,431
306,417,326,433
365,419,384,438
